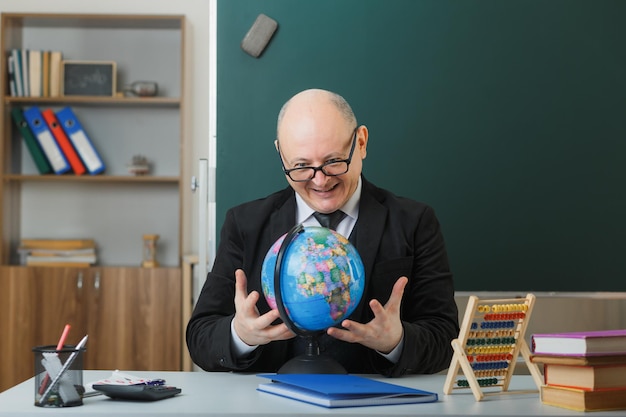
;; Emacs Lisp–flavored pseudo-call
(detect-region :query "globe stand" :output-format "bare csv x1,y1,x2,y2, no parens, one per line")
274,224,347,374
278,334,347,374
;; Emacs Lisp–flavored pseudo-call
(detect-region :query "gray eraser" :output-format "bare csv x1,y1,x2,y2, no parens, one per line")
241,14,278,58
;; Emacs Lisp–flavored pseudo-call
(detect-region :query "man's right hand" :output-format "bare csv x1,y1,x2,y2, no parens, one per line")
233,269,295,346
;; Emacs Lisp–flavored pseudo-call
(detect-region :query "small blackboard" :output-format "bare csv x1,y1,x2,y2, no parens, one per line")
62,61,116,96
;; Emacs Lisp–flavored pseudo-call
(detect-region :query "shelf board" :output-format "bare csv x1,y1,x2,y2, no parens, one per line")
2,13,184,30
4,96,180,107
3,174,180,184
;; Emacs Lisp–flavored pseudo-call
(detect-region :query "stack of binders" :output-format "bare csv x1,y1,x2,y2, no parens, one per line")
11,106,105,175
531,329,626,412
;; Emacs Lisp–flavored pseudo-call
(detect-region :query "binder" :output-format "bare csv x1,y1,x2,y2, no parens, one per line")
11,49,24,97
10,107,52,174
42,109,86,175
55,107,105,174
22,106,70,174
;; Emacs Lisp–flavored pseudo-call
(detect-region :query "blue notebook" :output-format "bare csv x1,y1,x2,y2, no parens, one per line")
257,374,438,408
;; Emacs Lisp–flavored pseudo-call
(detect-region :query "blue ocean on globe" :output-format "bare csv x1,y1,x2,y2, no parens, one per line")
261,226,365,332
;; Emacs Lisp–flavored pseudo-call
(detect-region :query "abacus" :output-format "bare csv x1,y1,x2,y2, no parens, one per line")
443,293,543,401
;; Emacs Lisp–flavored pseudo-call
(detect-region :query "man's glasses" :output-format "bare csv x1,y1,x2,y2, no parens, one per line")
277,127,358,182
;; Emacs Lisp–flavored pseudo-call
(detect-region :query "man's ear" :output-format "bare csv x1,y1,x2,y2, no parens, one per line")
274,139,279,152
357,125,369,159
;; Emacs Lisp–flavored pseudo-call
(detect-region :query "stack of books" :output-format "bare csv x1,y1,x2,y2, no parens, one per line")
18,239,97,267
7,49,63,98
531,329,626,412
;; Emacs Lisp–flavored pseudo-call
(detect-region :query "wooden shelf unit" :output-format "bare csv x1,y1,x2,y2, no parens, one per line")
0,13,189,392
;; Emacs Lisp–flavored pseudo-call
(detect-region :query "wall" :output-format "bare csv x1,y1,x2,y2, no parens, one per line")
216,0,626,292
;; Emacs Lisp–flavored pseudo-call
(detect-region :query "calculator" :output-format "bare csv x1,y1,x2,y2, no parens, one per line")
92,384,182,401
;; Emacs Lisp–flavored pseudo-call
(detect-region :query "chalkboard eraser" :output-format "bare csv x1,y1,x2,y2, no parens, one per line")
241,14,278,58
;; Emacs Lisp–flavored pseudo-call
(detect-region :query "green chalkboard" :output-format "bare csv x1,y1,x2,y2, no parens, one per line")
216,0,626,292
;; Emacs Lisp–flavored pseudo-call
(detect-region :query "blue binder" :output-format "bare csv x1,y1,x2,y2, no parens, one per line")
22,106,70,174
55,107,105,175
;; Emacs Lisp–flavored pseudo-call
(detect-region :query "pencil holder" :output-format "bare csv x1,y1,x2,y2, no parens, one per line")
33,345,85,407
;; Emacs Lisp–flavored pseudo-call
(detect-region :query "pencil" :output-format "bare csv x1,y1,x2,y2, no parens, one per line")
38,324,71,395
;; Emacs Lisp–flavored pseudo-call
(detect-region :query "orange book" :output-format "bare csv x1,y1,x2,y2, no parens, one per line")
41,109,86,175
541,385,626,412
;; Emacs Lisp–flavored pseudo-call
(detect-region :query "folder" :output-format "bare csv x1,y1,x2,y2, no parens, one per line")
22,107,70,174
10,108,53,174
257,374,438,408
55,107,105,174
11,49,24,97
42,109,86,175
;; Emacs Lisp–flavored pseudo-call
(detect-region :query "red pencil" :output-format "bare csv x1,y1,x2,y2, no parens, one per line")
38,324,71,395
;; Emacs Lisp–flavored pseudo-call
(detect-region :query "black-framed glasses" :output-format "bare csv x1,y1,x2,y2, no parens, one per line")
277,127,358,182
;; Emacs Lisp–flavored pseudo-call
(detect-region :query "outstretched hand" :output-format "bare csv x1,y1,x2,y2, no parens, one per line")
327,276,408,354
232,269,295,346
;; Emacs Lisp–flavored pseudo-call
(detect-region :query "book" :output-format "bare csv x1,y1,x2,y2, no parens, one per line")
22,106,70,174
49,51,62,97
21,49,29,97
26,254,96,265
42,109,86,175
22,248,96,257
18,246,95,264
42,51,50,97
10,107,53,174
542,363,626,390
25,261,92,268
28,50,42,97
532,329,626,356
11,49,24,97
541,385,626,412
55,107,105,174
256,374,438,408
20,239,95,250
531,354,626,366
7,55,17,97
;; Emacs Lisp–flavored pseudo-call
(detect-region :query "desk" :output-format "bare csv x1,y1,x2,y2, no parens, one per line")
1,371,625,416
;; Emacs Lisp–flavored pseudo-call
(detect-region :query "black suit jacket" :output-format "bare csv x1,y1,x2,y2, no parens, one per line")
186,177,459,377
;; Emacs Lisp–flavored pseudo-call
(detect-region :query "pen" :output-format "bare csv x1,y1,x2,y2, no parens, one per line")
38,324,71,395
38,335,88,406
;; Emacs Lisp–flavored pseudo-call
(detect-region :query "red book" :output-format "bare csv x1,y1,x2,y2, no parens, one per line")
41,108,86,175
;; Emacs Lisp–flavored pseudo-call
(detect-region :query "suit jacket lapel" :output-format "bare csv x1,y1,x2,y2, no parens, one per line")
348,178,387,320
355,179,387,281
270,188,298,242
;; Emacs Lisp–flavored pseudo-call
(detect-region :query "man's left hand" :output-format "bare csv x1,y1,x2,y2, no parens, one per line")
327,276,407,354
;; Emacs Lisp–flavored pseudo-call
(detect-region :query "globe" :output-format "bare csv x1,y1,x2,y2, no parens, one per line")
261,226,365,333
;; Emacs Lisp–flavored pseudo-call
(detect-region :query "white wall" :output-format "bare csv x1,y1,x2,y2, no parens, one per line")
0,0,215,259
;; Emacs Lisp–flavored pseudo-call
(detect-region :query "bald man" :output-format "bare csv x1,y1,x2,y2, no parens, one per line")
187,89,459,376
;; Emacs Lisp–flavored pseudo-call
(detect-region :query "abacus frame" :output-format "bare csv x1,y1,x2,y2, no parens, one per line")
443,293,543,401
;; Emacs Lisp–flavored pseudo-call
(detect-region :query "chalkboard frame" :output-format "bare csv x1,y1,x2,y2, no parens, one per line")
61,60,116,97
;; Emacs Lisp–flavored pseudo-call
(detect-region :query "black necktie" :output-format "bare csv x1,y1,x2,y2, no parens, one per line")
313,211,346,230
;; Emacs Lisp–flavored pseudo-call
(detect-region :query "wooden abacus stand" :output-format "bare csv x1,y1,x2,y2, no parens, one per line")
443,293,543,401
